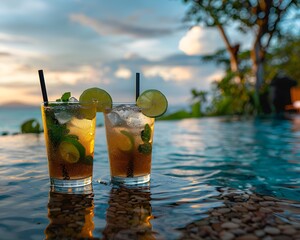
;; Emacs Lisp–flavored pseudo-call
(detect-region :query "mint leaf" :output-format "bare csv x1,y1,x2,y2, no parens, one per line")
61,92,71,102
48,123,70,146
45,110,70,146
21,119,41,133
141,124,151,142
138,142,152,155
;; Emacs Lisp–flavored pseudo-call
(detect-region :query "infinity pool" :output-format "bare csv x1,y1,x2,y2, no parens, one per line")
0,117,299,239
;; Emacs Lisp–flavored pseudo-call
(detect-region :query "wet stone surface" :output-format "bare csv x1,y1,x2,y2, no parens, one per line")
102,186,155,240
178,188,300,240
45,192,95,240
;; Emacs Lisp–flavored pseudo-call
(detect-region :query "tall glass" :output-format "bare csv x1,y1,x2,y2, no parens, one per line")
41,102,97,191
104,104,155,185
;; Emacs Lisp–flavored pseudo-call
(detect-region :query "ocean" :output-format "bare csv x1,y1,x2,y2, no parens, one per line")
0,104,187,134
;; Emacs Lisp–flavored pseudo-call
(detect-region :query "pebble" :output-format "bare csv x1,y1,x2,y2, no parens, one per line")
255,229,265,237
231,218,242,224
273,236,293,240
219,231,235,240
218,208,231,214
221,222,240,229
236,234,259,240
260,201,275,207
233,206,248,212
259,207,273,213
264,226,280,235
262,236,273,240
179,190,300,240
212,223,223,232
231,228,246,235
284,228,297,235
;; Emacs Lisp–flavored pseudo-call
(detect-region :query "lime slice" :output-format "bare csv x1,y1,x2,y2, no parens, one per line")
79,87,112,112
117,130,135,152
58,137,86,163
80,105,97,120
136,89,168,117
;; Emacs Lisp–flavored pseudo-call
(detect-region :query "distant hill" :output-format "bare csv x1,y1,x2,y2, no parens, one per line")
0,101,37,108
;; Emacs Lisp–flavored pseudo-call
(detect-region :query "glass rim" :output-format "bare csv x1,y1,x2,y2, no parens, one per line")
41,101,97,107
105,103,140,110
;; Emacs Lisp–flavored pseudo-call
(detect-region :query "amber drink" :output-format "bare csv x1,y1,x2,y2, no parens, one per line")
41,102,97,190
104,104,155,185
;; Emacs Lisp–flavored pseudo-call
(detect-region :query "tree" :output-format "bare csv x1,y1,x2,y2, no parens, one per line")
265,33,300,83
183,0,299,97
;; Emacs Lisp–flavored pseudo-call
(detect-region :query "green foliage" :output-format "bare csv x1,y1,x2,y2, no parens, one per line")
201,49,229,68
265,34,300,84
183,0,299,114
56,92,71,102
158,110,192,120
209,73,255,116
183,0,299,35
159,89,208,120
21,119,41,134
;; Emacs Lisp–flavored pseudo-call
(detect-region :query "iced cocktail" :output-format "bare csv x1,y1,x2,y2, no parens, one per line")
104,104,155,185
41,102,97,189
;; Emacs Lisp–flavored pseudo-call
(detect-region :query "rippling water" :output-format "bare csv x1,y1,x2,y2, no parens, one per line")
0,117,300,239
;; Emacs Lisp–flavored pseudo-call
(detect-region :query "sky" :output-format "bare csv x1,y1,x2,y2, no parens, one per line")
0,0,238,106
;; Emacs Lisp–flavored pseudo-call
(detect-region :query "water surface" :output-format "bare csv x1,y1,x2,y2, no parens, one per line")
0,117,300,239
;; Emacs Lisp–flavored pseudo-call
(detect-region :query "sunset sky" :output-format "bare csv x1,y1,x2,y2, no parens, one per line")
0,0,253,106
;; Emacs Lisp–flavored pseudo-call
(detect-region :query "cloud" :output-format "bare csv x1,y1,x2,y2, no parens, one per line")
69,14,174,38
179,26,223,55
143,66,194,82
115,67,132,79
0,51,11,57
0,33,33,44
0,53,223,105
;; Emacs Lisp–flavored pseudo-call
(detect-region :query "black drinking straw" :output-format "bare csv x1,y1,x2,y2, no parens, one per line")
135,72,140,101
38,69,48,105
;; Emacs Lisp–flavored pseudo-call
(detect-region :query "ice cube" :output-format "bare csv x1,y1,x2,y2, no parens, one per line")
127,111,152,128
106,112,125,126
54,111,73,124
69,97,79,102
113,105,135,120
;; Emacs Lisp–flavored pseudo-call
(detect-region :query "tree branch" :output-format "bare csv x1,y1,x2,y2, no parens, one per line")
263,1,295,51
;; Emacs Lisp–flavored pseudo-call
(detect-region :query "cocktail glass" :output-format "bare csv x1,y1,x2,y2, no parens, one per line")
41,102,97,192
104,104,155,185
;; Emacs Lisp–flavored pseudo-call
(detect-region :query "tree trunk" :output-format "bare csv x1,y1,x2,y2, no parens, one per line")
216,25,241,82
251,38,266,112
252,41,264,93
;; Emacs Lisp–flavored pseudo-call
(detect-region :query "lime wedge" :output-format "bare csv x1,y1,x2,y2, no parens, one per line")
136,89,168,117
58,137,86,163
79,87,112,112
117,130,135,152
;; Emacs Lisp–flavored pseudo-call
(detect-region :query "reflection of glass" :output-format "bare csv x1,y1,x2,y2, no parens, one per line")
104,104,155,185
45,191,94,239
103,186,155,239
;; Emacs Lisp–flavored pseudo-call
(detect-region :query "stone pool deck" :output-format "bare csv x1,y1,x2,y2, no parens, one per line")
179,189,300,240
